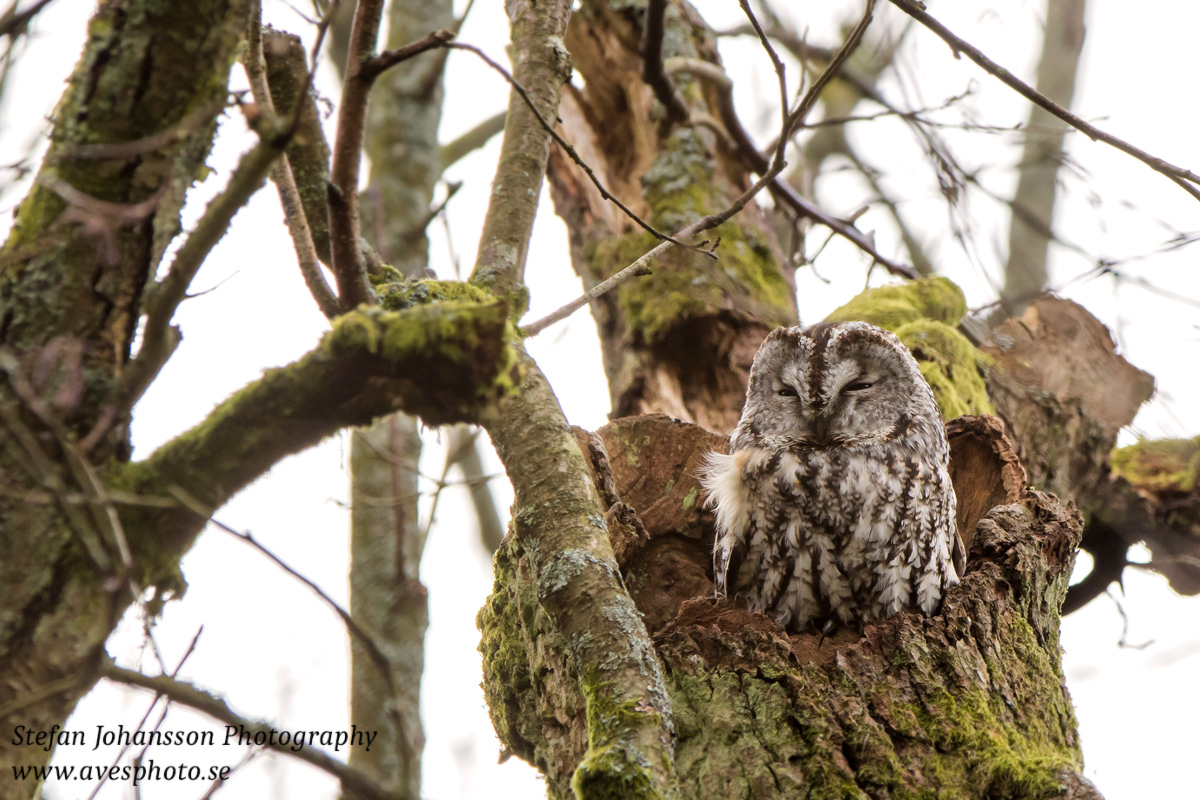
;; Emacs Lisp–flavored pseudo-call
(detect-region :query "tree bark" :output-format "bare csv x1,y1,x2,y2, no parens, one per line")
482,413,1101,798
481,3,1116,798
0,0,253,781
546,0,796,433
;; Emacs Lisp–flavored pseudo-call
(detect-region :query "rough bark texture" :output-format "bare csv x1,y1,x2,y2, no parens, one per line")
977,297,1190,608
0,4,516,788
546,0,796,434
482,413,1099,799
469,0,680,795
0,0,252,784
478,2,1127,797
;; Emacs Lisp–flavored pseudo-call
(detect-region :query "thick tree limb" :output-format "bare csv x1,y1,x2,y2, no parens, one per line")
470,0,678,793
114,300,513,579
479,352,677,797
468,0,573,305
0,0,256,787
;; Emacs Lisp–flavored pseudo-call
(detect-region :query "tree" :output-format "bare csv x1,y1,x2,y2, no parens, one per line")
1,0,1197,798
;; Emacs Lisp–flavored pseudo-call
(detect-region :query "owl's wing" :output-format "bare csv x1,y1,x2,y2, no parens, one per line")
950,525,966,578
701,450,752,595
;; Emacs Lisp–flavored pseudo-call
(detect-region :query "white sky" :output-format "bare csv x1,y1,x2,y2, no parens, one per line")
2,1,1198,799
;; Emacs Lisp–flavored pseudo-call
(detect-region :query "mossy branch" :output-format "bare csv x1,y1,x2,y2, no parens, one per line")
480,350,677,799
468,0,678,794
114,300,513,578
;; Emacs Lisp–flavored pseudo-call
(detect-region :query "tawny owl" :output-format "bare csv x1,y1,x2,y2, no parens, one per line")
701,321,965,633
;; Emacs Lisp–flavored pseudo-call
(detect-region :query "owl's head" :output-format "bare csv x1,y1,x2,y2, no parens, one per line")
732,321,936,449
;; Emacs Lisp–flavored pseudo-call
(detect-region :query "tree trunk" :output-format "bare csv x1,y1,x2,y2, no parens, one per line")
483,414,1099,798
0,0,251,780
481,2,1113,797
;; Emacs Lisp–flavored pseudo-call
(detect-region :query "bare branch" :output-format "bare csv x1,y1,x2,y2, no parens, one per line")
245,5,340,320
167,486,404,734
361,28,454,81
327,0,386,309
440,111,506,168
664,29,921,280
51,97,230,162
887,0,1200,202
99,662,401,800
138,131,286,394
447,41,705,255
688,0,878,238
522,260,653,337
0,0,53,39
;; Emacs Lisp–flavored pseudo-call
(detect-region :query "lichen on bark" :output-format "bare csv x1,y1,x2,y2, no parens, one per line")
481,413,1096,799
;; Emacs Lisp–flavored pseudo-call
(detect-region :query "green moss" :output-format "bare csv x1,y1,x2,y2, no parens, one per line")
826,277,967,328
897,319,993,418
329,303,488,363
681,486,698,512
582,126,793,343
591,223,791,343
572,668,664,800
892,687,1075,799
1110,435,1200,492
825,278,991,418
374,276,496,311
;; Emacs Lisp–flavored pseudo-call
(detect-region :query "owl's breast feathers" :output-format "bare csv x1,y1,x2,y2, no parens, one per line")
701,439,962,633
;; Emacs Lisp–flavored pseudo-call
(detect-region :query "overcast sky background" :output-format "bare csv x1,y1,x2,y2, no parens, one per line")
2,0,1198,798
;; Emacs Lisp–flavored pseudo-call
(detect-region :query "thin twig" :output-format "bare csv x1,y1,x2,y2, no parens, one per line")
887,0,1200,202
166,485,400,709
134,131,286,405
522,261,653,336
689,0,878,238
736,0,789,144
640,0,688,123
663,48,919,279
244,2,340,319
445,41,709,255
85,628,203,800
361,28,455,80
0,0,54,39
99,662,399,800
52,98,230,162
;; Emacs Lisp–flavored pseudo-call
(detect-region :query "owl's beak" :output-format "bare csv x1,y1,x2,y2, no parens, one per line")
812,404,833,446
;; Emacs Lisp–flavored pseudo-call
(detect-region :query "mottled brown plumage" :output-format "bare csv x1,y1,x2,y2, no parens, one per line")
701,322,965,633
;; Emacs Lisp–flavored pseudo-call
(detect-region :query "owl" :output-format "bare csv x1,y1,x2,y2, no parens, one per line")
700,321,965,633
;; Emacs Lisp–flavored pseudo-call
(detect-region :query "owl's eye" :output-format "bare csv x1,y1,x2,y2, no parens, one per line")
777,387,798,398
844,381,874,392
